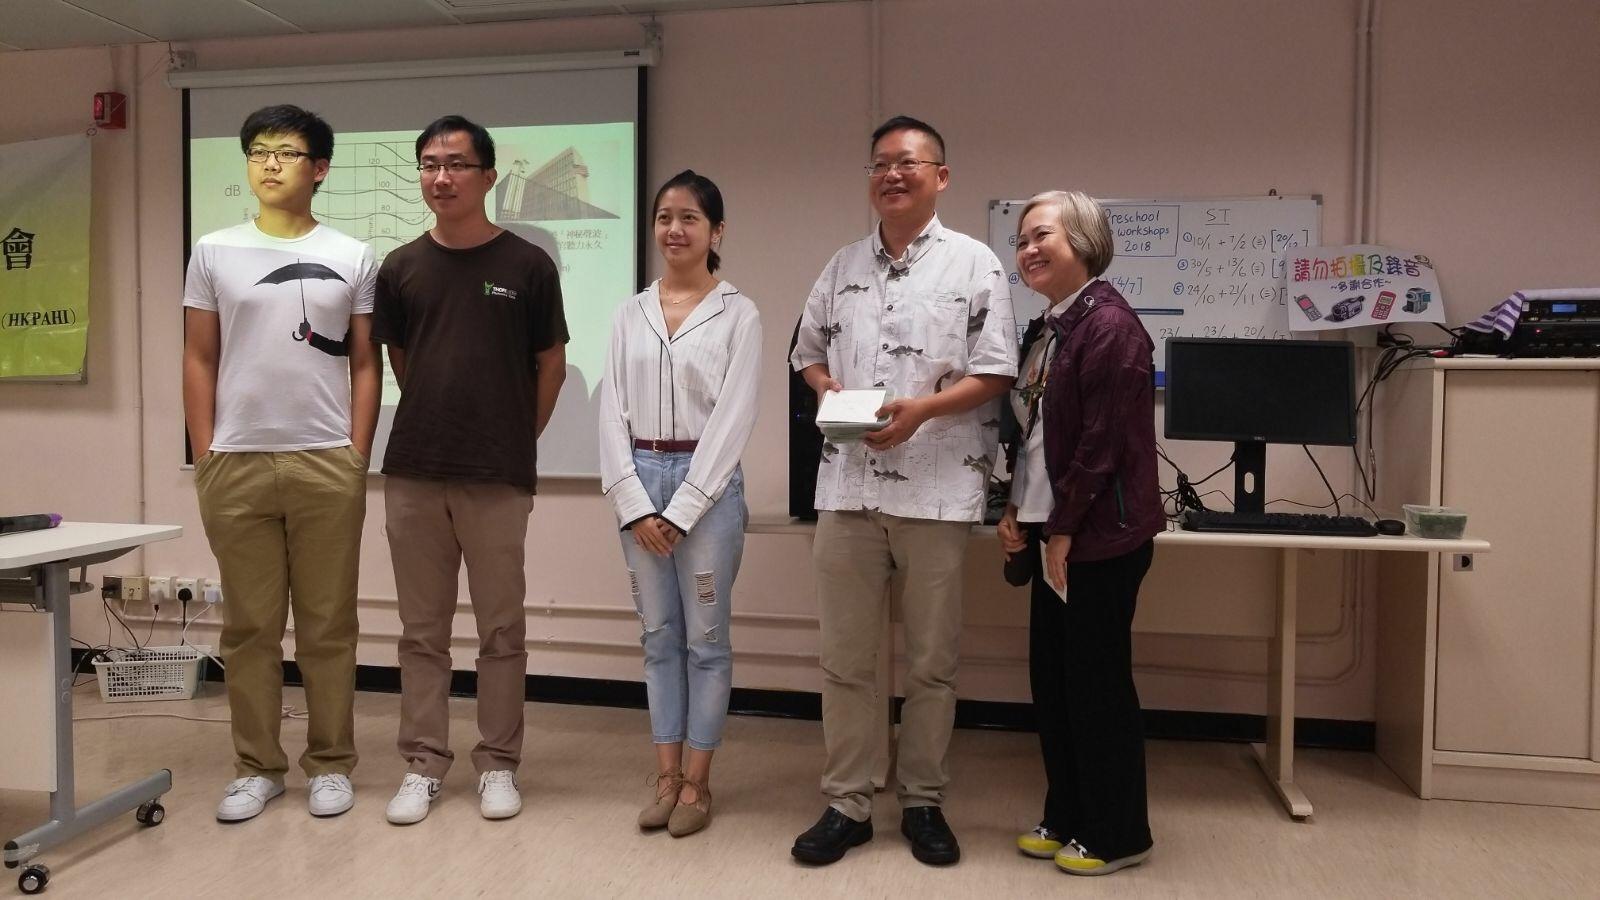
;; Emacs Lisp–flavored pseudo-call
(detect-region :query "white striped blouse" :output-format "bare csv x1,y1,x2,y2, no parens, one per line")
597,280,763,532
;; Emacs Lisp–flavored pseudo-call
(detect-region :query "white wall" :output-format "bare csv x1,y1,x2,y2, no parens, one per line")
3,0,1595,721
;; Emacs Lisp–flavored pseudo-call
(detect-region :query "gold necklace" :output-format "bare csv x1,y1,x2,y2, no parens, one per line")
660,284,711,306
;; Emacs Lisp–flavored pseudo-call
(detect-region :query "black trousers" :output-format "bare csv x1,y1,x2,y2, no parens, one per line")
1026,529,1154,859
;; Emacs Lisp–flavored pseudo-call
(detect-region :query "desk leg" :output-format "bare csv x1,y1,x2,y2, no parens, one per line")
4,561,172,873
1250,549,1313,820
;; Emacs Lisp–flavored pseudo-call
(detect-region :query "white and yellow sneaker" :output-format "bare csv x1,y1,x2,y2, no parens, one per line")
1055,839,1151,876
1017,825,1065,858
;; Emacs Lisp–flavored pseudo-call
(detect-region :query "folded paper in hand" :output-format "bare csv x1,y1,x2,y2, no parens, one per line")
816,389,891,441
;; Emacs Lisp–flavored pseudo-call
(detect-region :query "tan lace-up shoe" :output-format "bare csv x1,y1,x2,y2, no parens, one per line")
638,769,682,829
668,779,712,837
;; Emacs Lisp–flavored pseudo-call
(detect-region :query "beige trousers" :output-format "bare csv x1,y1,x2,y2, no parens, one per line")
195,447,367,779
814,510,971,821
385,476,533,779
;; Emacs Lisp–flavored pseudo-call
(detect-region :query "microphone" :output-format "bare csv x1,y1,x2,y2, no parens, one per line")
1003,535,1038,587
0,514,63,535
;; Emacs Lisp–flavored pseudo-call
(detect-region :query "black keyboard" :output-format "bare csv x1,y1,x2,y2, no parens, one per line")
1181,509,1379,537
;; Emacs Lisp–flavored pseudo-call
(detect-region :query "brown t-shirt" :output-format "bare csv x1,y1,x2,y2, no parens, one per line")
371,230,568,492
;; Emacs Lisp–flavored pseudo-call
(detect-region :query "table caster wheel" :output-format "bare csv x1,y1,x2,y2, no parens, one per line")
18,864,48,894
135,801,165,826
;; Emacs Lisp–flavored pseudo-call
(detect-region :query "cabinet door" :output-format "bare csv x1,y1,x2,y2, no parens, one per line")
1434,370,1597,757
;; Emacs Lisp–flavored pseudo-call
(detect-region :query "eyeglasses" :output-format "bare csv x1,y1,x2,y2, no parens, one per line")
246,148,311,165
865,159,943,178
418,162,486,176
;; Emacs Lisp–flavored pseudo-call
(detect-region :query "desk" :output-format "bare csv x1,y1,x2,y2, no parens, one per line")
0,522,181,894
749,517,1490,821
1156,527,1489,819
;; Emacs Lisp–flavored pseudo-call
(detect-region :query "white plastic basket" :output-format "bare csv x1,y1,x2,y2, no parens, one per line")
92,645,209,703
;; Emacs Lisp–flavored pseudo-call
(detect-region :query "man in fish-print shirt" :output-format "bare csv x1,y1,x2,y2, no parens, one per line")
788,116,1018,868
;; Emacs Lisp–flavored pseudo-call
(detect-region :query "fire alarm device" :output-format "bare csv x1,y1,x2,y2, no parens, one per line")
93,92,127,129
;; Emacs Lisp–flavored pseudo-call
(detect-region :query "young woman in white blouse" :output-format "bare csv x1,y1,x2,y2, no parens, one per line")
598,170,762,838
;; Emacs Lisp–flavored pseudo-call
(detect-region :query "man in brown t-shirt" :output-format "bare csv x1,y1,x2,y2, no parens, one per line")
370,116,568,826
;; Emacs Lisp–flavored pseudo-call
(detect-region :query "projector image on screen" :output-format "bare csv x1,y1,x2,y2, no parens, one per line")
499,148,620,221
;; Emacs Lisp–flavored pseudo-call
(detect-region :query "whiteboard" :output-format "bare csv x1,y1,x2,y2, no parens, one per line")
989,196,1321,383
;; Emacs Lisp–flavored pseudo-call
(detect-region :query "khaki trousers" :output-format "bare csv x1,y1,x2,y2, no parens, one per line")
385,476,533,779
814,510,971,820
194,447,367,779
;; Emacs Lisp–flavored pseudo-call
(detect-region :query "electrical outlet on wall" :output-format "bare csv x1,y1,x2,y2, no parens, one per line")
120,576,148,603
147,576,173,606
175,577,201,603
202,579,224,605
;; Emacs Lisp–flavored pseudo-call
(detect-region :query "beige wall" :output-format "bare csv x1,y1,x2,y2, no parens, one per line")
3,0,1594,721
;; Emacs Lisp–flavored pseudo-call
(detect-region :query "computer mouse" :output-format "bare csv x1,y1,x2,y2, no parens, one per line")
1374,518,1405,536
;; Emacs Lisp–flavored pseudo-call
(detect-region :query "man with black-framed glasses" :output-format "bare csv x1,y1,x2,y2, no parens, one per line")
183,104,380,823
790,115,1018,867
371,115,568,826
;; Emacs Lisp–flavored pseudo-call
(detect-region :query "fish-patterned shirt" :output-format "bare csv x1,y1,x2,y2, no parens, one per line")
790,215,1018,522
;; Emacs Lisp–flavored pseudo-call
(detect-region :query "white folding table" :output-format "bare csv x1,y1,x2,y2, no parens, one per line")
1155,527,1489,819
0,522,181,895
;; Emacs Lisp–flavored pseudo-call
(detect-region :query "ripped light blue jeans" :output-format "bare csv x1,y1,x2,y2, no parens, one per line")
620,450,747,750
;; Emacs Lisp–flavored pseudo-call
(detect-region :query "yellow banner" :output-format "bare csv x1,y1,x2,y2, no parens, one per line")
0,134,91,380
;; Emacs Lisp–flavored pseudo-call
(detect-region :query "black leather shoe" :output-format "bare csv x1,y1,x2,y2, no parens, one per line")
791,808,873,864
901,806,961,865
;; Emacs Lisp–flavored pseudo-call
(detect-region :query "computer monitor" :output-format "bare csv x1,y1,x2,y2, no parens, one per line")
1164,338,1357,515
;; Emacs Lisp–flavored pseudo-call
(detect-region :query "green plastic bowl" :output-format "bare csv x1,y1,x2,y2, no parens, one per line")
1401,504,1467,540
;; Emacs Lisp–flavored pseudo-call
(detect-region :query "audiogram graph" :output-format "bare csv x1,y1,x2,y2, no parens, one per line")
313,141,431,260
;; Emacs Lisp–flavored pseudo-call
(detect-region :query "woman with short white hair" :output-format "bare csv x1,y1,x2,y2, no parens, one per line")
997,190,1165,876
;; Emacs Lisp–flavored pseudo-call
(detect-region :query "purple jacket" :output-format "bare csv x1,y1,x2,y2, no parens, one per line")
1040,280,1165,561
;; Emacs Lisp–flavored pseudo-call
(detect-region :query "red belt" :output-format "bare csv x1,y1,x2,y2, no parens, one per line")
634,438,699,452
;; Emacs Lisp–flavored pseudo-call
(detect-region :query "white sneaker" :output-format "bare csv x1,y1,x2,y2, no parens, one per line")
216,775,285,822
478,770,521,820
385,773,441,825
307,773,355,817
